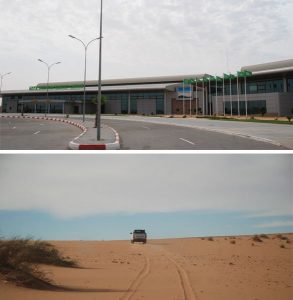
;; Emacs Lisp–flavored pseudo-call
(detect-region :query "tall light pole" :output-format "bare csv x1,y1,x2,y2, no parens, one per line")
0,72,11,112
69,35,101,122
0,72,11,93
96,0,103,140
38,59,61,117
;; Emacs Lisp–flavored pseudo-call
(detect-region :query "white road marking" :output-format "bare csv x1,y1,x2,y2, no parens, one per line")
33,131,41,135
12,126,16,129
179,138,195,145
40,123,44,126
142,126,151,130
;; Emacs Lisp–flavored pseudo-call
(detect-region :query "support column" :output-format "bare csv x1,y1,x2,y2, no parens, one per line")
283,76,287,93
164,90,167,115
128,91,131,114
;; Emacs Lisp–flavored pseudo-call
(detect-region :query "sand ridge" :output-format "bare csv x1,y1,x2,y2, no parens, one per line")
1,234,292,300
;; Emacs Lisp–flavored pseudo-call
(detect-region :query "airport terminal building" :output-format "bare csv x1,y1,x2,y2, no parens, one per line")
1,59,293,116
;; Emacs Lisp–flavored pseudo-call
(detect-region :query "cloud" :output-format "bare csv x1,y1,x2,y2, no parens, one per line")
254,220,293,228
0,154,292,219
0,0,292,90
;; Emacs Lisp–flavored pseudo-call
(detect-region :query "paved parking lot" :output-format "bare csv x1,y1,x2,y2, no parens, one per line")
102,118,287,150
0,118,82,150
103,115,293,150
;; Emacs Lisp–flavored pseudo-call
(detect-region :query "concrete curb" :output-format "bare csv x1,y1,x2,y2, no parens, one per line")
68,125,120,150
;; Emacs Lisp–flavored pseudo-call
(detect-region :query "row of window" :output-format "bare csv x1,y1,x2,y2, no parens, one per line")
9,100,166,115
4,92,165,102
224,100,266,115
14,103,64,114
214,79,284,95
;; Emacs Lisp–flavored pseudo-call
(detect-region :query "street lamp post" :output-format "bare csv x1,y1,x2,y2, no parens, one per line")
69,35,101,122
38,59,61,117
0,72,11,112
97,0,103,140
0,72,11,93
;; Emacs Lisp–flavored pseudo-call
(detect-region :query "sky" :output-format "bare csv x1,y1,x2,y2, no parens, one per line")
0,0,293,91
0,154,292,240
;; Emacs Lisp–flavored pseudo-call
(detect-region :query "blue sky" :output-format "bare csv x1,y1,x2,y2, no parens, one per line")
0,154,292,240
0,0,292,90
0,210,292,241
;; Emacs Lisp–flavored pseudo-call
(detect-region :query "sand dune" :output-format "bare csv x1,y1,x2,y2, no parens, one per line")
1,234,292,300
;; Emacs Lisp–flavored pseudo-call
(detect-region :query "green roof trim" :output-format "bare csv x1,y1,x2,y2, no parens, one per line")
29,84,85,91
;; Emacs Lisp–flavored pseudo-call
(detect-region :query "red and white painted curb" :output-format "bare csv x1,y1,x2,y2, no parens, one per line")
1,114,87,132
68,125,120,150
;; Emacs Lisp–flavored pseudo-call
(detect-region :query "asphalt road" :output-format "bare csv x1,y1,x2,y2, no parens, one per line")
102,119,287,150
0,118,82,150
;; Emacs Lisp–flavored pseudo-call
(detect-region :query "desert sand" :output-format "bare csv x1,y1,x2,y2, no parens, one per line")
1,234,292,300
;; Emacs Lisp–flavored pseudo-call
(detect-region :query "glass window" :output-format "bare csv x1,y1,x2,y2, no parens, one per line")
248,84,257,93
156,99,164,114
130,99,137,114
121,98,128,114
287,79,293,92
225,100,266,115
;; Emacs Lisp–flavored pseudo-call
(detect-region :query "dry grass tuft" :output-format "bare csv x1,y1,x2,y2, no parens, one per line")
276,234,288,241
0,237,77,289
259,234,269,239
252,235,263,243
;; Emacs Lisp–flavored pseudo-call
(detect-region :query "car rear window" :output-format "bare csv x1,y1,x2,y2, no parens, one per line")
134,230,145,233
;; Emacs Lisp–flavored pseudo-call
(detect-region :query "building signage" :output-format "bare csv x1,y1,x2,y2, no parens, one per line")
177,86,192,100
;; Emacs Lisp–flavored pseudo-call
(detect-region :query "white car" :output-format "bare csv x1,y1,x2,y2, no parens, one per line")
130,229,147,244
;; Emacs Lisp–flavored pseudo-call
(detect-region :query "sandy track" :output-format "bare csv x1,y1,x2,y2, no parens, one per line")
1,235,292,300
122,243,197,300
166,255,197,300
119,252,151,300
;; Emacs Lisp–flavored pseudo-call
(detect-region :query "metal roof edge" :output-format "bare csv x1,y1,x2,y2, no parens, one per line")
36,74,207,87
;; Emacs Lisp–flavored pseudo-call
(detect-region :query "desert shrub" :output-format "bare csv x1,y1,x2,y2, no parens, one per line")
260,234,269,239
0,237,77,289
280,245,285,249
207,237,214,241
230,240,236,244
276,234,288,241
252,235,263,243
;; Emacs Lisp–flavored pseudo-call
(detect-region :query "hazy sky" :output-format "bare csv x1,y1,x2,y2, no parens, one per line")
0,0,292,91
0,154,292,239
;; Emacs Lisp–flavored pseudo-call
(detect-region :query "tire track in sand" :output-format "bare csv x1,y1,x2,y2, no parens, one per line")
165,255,197,300
119,253,150,300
